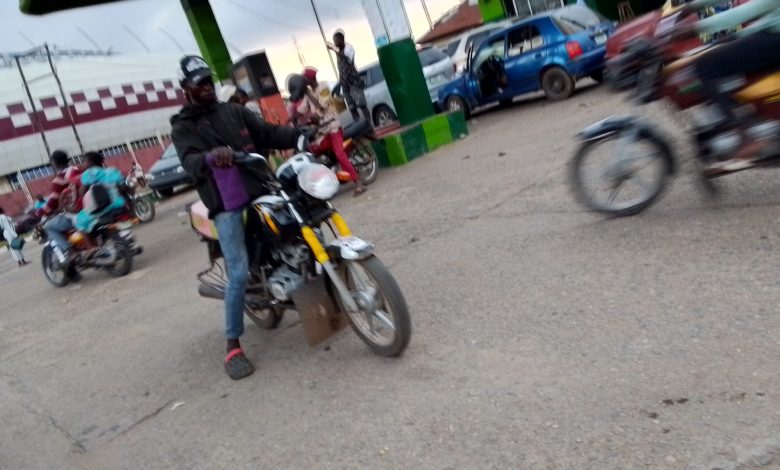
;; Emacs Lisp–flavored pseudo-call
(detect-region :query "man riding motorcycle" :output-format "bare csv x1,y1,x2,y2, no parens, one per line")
674,0,780,173
35,150,84,267
288,67,366,196
171,55,300,380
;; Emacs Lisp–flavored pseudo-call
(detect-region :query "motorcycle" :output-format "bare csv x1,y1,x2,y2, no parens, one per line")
122,165,156,223
36,214,139,287
307,119,379,185
570,13,780,216
186,140,411,356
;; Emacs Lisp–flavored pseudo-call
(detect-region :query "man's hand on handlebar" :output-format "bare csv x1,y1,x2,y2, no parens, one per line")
209,146,234,168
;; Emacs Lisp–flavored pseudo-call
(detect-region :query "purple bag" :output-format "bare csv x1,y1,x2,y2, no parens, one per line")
207,155,250,211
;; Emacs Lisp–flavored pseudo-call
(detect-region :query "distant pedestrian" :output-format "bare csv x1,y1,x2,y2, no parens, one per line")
328,29,370,122
0,206,28,267
233,89,264,120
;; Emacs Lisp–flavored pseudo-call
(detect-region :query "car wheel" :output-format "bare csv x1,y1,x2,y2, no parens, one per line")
446,96,470,119
372,105,398,128
542,67,575,101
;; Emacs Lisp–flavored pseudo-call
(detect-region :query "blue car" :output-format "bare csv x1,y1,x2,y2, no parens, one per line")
438,5,615,117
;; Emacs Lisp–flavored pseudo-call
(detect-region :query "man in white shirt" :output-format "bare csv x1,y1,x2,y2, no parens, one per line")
329,29,370,123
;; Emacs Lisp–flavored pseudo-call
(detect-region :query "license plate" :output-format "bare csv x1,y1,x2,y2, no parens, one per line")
595,34,607,46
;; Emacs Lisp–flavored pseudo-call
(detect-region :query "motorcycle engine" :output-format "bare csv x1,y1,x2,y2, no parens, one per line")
268,245,308,301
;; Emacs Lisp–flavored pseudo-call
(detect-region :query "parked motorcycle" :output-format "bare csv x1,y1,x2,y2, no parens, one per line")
570,13,780,216
123,166,155,223
308,119,379,185
187,143,410,356
36,215,138,287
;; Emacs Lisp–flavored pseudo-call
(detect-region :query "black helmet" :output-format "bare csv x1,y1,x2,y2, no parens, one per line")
286,74,307,103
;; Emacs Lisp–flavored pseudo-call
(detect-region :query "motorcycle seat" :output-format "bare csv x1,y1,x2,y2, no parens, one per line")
343,119,371,140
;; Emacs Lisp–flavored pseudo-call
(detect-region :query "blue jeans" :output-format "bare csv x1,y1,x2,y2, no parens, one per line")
44,214,74,251
213,210,249,340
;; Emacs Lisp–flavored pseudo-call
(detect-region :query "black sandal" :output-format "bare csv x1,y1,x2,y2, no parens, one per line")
224,348,255,380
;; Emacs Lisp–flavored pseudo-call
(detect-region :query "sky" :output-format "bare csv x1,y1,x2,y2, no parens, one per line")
2,0,464,84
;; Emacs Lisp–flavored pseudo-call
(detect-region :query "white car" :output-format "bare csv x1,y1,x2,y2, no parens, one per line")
442,21,512,74
335,47,455,128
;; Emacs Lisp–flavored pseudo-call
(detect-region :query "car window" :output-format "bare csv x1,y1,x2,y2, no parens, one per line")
445,39,460,57
507,25,544,57
371,66,385,84
466,30,498,53
418,47,447,66
553,6,608,34
161,145,177,159
473,36,505,71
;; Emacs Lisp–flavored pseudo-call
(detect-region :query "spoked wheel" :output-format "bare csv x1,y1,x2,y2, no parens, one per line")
373,105,398,128
446,95,470,118
133,196,155,223
41,245,70,287
570,131,672,216
351,140,379,185
244,304,284,329
104,236,133,277
337,256,411,357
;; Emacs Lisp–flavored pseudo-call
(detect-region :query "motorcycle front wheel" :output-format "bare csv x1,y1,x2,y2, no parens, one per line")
42,245,70,287
338,256,411,357
133,196,155,223
570,131,672,217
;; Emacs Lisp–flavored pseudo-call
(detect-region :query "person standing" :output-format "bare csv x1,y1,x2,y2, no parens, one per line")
0,207,28,267
328,29,370,123
171,55,300,380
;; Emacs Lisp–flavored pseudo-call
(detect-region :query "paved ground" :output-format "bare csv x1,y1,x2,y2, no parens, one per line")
2,83,780,470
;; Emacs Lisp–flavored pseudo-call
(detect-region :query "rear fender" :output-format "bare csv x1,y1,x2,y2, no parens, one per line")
578,115,676,174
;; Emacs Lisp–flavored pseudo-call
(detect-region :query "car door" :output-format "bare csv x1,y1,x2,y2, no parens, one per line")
504,23,548,95
468,33,508,104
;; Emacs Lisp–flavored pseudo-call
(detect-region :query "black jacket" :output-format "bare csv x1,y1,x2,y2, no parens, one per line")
170,102,299,216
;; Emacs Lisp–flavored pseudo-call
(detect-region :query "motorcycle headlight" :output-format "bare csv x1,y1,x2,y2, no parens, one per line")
298,163,339,200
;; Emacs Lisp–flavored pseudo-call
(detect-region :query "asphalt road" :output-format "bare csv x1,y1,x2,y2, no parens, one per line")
2,83,779,470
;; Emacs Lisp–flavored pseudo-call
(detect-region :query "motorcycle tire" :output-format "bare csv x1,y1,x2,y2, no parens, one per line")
105,235,133,277
133,196,155,223
569,131,672,217
244,304,284,330
338,256,411,357
41,245,70,287
352,140,379,186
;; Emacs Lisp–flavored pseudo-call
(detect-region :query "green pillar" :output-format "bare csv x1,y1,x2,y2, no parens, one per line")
180,0,232,81
478,0,507,22
377,38,433,127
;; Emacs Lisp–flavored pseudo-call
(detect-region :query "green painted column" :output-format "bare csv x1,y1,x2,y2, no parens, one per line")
376,38,433,126
478,0,507,22
180,0,232,81
362,0,433,127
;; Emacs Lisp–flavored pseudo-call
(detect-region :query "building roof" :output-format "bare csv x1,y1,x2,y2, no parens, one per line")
417,0,484,45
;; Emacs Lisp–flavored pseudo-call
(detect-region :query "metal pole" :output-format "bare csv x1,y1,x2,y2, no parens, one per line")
15,54,51,158
421,0,433,30
311,0,338,77
45,44,84,154
309,0,339,79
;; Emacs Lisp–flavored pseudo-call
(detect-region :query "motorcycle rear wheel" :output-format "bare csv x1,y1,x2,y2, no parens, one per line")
352,140,379,185
133,196,155,223
105,236,133,277
570,131,672,217
338,256,411,357
41,245,70,287
244,304,284,329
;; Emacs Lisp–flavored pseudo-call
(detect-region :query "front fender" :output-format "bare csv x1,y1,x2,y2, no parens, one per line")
577,115,676,174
